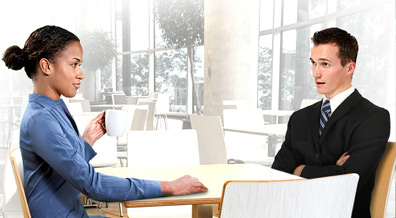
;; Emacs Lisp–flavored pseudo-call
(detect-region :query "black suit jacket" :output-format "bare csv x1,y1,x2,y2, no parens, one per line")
272,90,390,218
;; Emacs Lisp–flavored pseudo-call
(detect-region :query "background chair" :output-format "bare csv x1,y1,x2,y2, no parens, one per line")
222,100,248,110
1,146,17,218
112,93,127,105
222,108,271,165
65,102,83,115
137,99,156,130
69,99,91,112
219,174,359,218
127,129,199,167
154,93,170,130
189,115,227,164
370,141,396,218
117,105,148,167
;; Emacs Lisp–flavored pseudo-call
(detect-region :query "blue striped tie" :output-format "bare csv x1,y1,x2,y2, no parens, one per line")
319,100,331,135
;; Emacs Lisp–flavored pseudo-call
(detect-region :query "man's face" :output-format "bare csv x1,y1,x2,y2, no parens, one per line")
310,43,355,99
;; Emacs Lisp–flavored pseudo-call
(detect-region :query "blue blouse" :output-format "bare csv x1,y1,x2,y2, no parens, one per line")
19,94,161,218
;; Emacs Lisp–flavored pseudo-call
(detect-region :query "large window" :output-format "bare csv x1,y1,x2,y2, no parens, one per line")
259,0,395,119
114,0,204,113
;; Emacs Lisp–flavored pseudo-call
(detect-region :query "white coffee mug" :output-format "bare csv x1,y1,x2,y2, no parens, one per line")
105,109,128,137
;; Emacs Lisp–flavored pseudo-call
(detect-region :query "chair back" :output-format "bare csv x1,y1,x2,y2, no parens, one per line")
154,93,170,115
371,141,396,218
190,115,227,164
69,99,91,112
9,146,31,218
127,130,200,167
222,100,248,110
65,102,83,115
131,108,148,130
137,99,156,130
112,93,128,105
219,174,359,218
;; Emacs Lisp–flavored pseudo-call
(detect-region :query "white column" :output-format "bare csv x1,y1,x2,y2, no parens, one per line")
204,0,259,118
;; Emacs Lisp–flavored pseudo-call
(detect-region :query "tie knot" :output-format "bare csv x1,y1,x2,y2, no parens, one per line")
322,100,331,114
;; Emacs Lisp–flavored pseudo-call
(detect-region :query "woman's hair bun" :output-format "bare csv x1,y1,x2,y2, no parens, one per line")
2,45,25,71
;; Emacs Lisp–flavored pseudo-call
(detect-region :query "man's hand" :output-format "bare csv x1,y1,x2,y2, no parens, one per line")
82,111,106,146
160,175,208,196
293,165,306,176
336,152,350,166
293,152,350,176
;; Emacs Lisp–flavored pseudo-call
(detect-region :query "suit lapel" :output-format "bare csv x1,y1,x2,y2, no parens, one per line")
319,90,362,143
307,101,322,150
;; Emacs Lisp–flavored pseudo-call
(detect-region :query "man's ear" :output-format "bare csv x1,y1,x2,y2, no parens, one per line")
347,62,356,76
39,58,52,76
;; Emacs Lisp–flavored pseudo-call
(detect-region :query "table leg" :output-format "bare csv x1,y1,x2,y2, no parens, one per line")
192,204,214,218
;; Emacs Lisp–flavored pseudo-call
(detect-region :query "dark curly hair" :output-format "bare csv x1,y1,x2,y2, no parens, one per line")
311,27,359,67
2,25,80,79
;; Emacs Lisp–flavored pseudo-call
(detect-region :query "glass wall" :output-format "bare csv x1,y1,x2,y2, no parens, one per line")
258,0,395,131
115,0,204,113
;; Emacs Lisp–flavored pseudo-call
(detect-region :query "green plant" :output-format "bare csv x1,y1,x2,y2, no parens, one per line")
78,30,116,72
154,0,204,114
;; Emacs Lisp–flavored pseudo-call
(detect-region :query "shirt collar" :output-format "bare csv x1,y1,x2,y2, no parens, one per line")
29,94,64,108
323,86,355,115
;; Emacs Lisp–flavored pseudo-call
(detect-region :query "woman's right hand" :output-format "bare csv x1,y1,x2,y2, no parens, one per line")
82,111,106,146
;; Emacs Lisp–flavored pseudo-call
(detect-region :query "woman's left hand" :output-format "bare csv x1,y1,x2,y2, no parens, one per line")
82,111,106,146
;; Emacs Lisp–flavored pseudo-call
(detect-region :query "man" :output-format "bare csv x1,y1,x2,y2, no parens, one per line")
272,27,390,218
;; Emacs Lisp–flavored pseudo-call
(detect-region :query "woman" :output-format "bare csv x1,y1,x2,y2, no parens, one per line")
2,25,207,218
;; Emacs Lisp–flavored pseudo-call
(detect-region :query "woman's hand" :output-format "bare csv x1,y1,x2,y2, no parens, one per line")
160,175,208,196
82,111,106,146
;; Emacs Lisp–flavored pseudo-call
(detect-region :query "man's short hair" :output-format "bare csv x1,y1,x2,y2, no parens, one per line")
311,27,359,66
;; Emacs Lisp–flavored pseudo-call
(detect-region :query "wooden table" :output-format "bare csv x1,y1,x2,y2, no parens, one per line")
96,164,300,217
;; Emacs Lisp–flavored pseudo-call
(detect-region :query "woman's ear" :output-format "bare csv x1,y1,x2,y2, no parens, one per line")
39,58,52,76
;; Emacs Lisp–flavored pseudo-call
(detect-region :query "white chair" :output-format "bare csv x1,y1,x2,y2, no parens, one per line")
117,105,148,167
1,148,18,218
154,93,170,130
222,100,248,110
112,93,127,105
222,109,270,165
137,99,156,130
8,143,31,218
69,99,91,112
219,174,359,218
65,102,83,115
189,115,227,164
130,108,148,131
127,129,199,167
126,129,200,217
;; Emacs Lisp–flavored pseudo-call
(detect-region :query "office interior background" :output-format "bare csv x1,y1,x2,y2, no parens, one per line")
0,0,395,217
